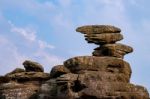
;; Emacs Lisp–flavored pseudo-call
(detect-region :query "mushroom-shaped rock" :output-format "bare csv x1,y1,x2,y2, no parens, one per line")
76,25,123,45
23,60,44,72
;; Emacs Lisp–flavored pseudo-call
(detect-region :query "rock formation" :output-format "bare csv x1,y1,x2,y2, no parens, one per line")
0,25,149,99
0,60,50,99
39,25,149,99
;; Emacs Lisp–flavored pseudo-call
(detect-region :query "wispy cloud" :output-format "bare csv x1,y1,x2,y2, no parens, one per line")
10,23,36,42
0,18,64,74
0,35,27,74
38,40,55,49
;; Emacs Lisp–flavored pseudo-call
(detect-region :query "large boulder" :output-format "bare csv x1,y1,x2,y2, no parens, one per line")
64,56,131,78
23,60,44,72
50,65,70,78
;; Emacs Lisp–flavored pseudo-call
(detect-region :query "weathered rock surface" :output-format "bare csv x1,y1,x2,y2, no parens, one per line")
0,60,50,99
76,25,123,45
0,82,41,99
0,76,10,84
50,65,70,78
39,25,148,99
0,25,149,99
6,72,50,82
64,56,131,79
38,72,149,99
5,68,25,76
93,43,133,58
85,33,123,44
76,25,121,34
23,60,44,72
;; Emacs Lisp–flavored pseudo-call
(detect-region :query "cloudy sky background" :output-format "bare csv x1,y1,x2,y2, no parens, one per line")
0,0,150,92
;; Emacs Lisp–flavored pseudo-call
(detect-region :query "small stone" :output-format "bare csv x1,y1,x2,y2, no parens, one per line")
23,60,44,72
93,43,133,58
50,65,70,78
76,25,121,34
85,33,123,44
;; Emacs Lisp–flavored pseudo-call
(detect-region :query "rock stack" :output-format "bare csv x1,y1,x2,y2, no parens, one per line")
0,60,50,99
76,25,133,58
38,25,149,99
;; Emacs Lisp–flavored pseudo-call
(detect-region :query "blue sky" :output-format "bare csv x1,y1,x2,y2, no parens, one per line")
0,0,150,92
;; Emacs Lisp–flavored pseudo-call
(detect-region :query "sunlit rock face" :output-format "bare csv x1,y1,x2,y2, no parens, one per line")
0,25,149,99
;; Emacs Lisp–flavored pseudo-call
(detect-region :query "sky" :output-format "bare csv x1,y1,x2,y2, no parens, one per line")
0,0,150,92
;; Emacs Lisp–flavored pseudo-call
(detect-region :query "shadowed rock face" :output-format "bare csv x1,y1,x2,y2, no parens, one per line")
0,25,149,99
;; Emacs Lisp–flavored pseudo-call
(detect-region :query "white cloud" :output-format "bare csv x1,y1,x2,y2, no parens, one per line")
0,19,63,74
38,40,55,49
9,21,55,49
9,21,36,42
33,49,64,72
0,35,27,75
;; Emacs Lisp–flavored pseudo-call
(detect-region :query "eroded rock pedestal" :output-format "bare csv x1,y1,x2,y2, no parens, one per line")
0,25,149,99
39,25,149,99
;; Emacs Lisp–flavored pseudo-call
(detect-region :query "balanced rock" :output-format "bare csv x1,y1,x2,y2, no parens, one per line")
41,25,149,99
93,43,133,58
76,25,123,45
23,60,44,72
